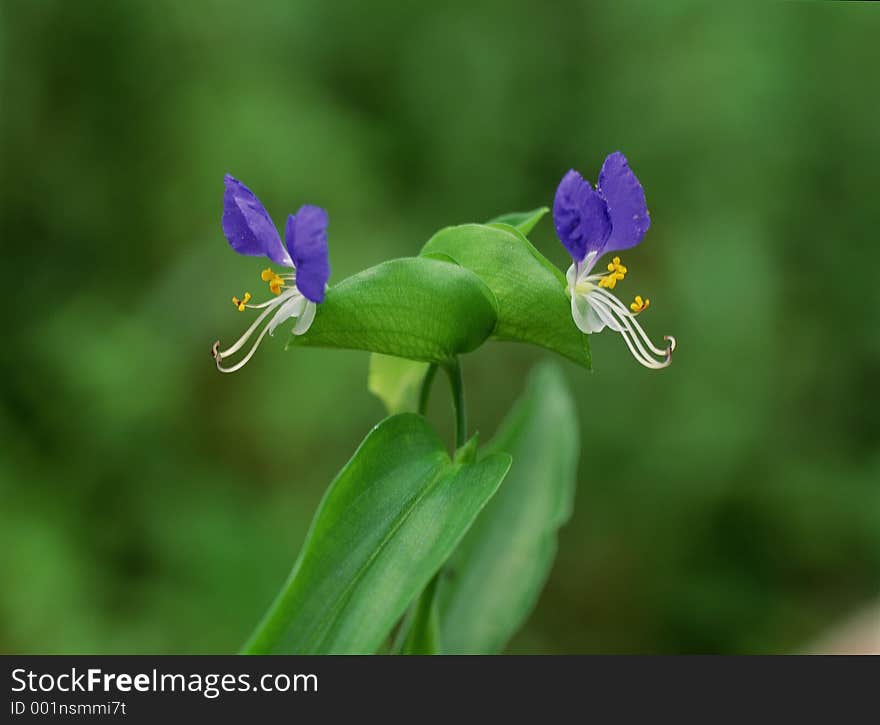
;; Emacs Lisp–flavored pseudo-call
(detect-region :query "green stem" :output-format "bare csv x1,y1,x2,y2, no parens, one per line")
418,363,438,416
442,358,467,449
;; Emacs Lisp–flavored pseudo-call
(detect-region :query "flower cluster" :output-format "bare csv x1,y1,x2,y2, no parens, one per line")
212,152,674,373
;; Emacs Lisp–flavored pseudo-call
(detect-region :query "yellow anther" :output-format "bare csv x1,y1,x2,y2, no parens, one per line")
232,292,252,312
261,267,285,295
630,295,650,313
602,256,628,288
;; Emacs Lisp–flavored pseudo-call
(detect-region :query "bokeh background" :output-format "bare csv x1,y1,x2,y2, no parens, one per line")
2,1,878,654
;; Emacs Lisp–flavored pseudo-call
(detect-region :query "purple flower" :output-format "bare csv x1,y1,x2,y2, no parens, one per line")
553,151,650,263
213,175,330,373
222,175,330,302
555,152,675,369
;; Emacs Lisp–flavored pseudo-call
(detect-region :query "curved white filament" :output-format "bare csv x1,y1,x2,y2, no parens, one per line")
217,295,287,358
590,287,671,357
215,324,274,373
587,294,672,369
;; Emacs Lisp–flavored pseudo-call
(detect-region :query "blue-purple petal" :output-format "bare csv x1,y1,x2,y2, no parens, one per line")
222,175,293,267
596,152,650,253
553,169,612,262
285,205,330,303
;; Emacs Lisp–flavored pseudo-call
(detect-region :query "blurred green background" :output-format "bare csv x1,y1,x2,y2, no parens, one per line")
2,1,878,654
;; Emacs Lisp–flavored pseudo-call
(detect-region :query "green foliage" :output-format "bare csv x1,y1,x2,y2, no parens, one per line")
4,1,880,656
241,414,511,654
288,257,498,363
368,353,430,414
421,223,591,368
437,362,579,653
487,207,549,236
397,574,441,655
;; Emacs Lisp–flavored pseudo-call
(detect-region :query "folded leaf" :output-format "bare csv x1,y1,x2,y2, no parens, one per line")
368,353,430,414
487,207,549,236
437,362,580,653
242,414,511,654
420,224,591,369
288,257,498,364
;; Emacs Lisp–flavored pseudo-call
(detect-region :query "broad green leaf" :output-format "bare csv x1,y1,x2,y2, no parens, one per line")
487,206,549,236
287,257,498,364
437,362,580,653
392,432,481,654
420,224,591,369
368,353,429,414
242,414,511,654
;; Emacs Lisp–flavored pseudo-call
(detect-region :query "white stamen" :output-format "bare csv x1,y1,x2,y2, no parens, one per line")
212,287,315,373
587,294,673,369
215,323,274,373
246,296,290,310
590,287,670,357
216,296,287,359
588,295,669,368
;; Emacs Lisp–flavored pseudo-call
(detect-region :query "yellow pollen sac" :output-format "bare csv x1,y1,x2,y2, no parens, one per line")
607,256,628,273
261,267,285,295
630,295,650,313
601,256,628,288
232,292,252,312
599,272,625,289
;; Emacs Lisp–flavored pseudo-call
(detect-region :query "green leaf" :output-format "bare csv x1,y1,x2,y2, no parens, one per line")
437,362,580,653
487,206,549,236
241,414,511,654
368,353,429,414
287,257,498,364
398,573,440,654
420,224,591,369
